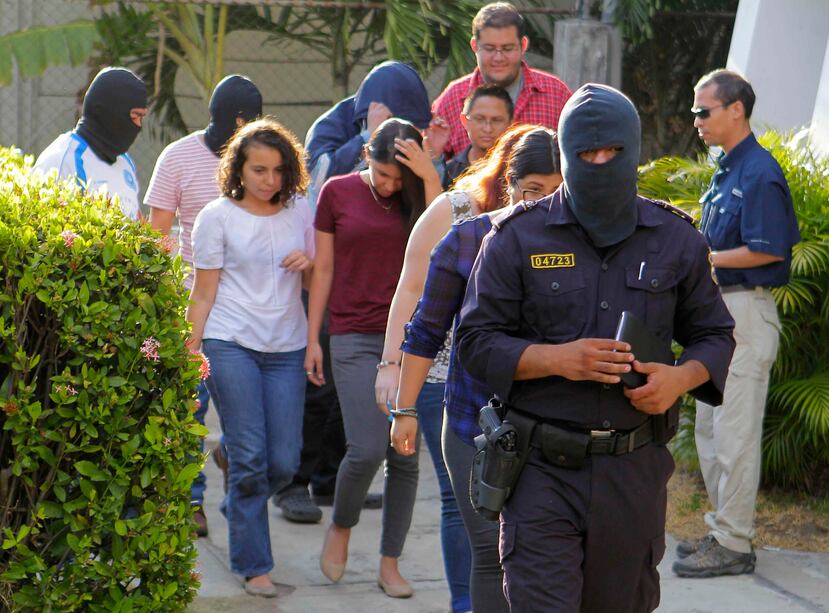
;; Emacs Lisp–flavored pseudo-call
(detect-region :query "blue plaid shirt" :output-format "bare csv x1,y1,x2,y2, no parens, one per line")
401,215,493,447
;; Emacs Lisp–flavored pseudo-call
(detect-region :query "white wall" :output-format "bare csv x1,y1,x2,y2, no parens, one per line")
727,0,829,133
810,36,829,156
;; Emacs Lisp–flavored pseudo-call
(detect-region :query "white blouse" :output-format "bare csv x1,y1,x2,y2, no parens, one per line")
191,195,315,353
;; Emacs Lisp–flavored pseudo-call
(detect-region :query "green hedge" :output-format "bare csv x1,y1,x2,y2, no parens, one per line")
639,131,829,491
0,147,206,610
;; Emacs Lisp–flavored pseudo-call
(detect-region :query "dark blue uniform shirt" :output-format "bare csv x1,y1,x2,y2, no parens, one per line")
699,132,800,287
456,191,735,430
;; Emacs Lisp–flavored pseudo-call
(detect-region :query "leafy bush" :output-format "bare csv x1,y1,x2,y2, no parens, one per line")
0,147,206,610
638,131,829,491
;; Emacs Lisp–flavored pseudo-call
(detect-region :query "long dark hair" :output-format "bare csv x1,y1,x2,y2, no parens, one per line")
366,118,426,234
217,116,308,205
504,127,560,204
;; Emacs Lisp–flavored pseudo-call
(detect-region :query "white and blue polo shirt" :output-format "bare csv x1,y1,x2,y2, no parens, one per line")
33,132,140,221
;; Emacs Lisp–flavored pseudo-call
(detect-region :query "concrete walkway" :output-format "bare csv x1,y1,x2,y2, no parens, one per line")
190,410,829,612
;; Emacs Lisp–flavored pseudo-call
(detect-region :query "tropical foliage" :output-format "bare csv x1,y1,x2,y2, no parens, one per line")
0,21,99,86
638,131,829,491
0,147,205,610
621,0,739,158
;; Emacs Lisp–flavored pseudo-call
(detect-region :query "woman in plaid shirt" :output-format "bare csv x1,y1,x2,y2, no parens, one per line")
391,128,561,613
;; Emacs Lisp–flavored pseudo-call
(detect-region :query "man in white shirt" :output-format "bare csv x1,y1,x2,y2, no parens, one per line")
34,67,148,221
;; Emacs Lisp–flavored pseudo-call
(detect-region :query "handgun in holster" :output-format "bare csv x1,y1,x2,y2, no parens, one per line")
469,400,535,521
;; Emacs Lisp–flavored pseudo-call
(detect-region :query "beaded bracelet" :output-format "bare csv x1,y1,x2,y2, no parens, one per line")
390,407,418,418
376,360,400,369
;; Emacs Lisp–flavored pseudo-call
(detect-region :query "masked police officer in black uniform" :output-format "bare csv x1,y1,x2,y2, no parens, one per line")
456,83,736,613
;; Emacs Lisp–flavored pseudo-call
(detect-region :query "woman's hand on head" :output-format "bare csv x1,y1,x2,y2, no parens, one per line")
281,249,312,272
394,138,436,180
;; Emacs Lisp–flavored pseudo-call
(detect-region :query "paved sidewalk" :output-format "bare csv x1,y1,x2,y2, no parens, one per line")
191,410,829,612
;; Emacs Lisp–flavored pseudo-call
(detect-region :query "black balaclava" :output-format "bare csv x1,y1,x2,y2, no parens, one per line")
204,75,263,154
559,83,641,248
75,67,147,164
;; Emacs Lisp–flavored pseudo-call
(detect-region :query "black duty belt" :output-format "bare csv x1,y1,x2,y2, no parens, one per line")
530,419,653,457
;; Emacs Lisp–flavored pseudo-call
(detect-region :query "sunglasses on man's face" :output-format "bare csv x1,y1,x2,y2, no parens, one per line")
690,102,731,120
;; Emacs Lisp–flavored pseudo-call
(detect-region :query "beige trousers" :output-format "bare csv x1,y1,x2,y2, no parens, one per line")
695,287,780,554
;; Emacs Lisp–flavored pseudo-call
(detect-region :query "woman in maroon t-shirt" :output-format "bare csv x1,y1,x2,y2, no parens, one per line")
306,118,442,597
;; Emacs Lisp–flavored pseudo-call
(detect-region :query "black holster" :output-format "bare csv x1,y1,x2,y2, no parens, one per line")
469,400,535,521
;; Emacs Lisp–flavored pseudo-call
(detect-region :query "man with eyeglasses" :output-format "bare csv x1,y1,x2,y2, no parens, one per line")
431,2,571,161
442,84,514,190
673,69,800,579
34,67,148,222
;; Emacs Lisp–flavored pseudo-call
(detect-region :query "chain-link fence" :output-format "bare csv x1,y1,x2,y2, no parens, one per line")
0,0,574,203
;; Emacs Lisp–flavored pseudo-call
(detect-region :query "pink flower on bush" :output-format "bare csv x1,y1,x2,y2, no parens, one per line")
140,337,161,362
60,230,78,247
55,384,77,396
198,354,210,380
157,234,177,255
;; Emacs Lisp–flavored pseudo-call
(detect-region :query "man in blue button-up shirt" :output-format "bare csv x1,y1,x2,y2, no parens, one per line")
673,69,800,579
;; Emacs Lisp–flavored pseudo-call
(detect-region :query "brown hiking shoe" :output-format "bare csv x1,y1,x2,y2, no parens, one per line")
673,539,756,578
676,534,716,559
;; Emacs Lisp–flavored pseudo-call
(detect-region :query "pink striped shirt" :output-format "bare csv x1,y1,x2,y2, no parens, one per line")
144,131,220,287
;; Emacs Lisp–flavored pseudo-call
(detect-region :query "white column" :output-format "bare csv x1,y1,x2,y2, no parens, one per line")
810,38,829,156
726,0,829,132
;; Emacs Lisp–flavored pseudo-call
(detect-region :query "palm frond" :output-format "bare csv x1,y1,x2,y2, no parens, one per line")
768,375,829,443
0,21,99,85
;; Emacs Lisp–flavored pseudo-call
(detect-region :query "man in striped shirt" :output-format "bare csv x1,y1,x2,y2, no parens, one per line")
144,74,263,537
431,2,572,160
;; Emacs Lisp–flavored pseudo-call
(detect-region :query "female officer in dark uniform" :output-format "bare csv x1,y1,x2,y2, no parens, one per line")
456,84,736,613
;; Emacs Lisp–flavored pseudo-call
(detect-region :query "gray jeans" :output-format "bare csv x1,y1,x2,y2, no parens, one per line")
329,333,420,557
442,414,509,613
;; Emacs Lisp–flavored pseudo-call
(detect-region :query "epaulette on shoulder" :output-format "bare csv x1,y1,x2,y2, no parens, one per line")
491,200,539,231
648,198,696,226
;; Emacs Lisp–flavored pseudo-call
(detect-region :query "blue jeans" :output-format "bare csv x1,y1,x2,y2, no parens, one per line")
419,382,472,613
202,340,305,577
190,381,210,507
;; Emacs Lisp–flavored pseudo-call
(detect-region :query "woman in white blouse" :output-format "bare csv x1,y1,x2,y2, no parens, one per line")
187,117,313,598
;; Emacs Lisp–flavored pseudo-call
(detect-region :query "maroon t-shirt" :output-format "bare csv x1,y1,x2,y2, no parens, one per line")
314,172,408,335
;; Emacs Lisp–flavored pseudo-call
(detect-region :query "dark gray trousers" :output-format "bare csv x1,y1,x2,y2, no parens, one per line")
329,333,420,557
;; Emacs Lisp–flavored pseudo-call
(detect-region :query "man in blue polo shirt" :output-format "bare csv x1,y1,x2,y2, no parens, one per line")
673,69,800,578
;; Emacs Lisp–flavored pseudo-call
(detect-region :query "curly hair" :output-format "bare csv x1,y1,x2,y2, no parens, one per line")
217,116,309,205
454,123,540,212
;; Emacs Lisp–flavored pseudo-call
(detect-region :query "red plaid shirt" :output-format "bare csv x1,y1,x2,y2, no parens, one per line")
432,62,572,158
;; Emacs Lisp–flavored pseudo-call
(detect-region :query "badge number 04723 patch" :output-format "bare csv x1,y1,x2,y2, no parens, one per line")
530,253,575,269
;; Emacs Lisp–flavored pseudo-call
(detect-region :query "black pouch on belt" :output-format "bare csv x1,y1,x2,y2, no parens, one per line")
539,423,590,469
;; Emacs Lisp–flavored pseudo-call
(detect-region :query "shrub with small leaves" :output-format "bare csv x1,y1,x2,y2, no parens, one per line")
0,147,206,611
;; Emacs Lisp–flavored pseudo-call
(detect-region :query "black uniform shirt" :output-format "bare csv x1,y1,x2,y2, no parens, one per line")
456,190,736,430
